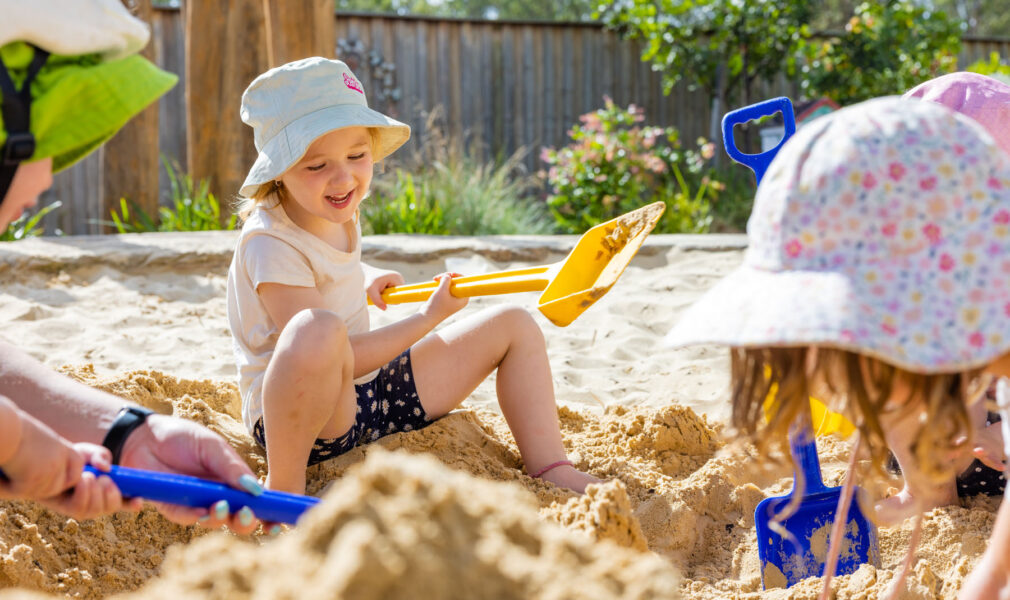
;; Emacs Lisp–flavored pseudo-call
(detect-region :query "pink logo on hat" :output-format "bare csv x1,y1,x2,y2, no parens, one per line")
343,73,364,94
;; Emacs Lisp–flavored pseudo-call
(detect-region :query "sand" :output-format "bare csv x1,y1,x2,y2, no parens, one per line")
0,232,997,599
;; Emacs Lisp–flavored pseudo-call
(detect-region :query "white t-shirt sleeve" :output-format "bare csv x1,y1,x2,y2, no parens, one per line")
242,234,317,290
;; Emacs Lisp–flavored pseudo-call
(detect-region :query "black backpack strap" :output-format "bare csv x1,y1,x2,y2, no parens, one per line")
0,46,50,203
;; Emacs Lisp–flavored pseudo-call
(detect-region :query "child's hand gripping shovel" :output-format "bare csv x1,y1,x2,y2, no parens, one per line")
754,414,880,587
723,98,855,440
1,465,320,525
724,98,878,588
368,201,666,327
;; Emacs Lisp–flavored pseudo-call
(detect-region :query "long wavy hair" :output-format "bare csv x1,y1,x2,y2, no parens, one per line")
730,346,986,486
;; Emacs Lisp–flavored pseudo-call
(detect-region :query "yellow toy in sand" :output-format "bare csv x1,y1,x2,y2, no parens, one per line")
763,379,855,438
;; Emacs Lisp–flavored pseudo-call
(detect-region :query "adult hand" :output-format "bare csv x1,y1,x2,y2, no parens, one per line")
119,414,264,535
419,272,468,323
365,268,405,310
0,402,137,520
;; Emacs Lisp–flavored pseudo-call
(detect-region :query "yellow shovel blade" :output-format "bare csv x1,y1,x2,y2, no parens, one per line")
372,202,666,326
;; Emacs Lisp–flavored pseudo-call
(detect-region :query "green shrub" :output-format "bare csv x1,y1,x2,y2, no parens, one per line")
0,201,62,241
541,98,722,234
363,109,552,236
967,52,1010,86
106,159,237,233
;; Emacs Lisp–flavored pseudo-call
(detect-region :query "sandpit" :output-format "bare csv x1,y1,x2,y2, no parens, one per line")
0,232,995,599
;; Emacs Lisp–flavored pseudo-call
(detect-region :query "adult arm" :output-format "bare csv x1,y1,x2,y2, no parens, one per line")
0,341,261,533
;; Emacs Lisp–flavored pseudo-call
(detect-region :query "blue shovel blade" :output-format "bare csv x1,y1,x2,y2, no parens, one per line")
755,486,880,588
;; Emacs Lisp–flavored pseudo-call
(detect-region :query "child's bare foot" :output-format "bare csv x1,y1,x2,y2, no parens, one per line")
539,465,603,494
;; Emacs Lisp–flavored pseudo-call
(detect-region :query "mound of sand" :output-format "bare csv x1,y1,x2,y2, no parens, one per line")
0,368,996,599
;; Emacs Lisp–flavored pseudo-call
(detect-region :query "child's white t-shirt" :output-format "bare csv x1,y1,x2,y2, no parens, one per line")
227,200,378,433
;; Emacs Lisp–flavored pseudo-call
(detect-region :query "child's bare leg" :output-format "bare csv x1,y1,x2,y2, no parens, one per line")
411,305,600,492
261,309,356,494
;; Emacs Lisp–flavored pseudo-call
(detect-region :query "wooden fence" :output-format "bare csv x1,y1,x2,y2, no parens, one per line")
39,7,1010,235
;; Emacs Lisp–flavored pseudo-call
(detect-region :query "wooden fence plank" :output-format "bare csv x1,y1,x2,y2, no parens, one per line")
102,0,160,229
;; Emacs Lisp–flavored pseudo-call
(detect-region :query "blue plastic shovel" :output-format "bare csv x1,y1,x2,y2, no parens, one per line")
753,425,880,587
1,465,319,525
723,97,880,588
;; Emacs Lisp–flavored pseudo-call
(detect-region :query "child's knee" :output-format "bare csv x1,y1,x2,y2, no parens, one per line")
492,305,544,341
279,308,350,369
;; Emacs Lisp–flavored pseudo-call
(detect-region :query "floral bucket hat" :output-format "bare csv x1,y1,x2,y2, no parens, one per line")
665,96,1010,373
904,71,1010,158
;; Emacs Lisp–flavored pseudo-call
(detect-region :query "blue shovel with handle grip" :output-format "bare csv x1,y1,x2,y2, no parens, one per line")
723,97,880,588
0,465,319,525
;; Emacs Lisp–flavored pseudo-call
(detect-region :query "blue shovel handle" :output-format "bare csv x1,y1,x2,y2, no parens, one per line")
0,465,319,525
790,423,827,495
82,465,319,524
722,96,796,184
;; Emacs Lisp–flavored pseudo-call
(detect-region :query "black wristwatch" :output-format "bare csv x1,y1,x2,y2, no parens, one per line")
101,406,155,465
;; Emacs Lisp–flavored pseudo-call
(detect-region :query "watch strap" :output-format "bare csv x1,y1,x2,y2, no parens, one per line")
101,406,155,465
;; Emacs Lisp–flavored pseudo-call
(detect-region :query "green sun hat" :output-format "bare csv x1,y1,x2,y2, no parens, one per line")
0,41,177,172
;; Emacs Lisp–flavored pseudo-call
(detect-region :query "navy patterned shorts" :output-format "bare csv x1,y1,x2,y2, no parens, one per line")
956,411,1006,498
252,348,433,466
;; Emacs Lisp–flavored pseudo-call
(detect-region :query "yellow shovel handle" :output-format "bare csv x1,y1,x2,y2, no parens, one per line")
372,266,552,305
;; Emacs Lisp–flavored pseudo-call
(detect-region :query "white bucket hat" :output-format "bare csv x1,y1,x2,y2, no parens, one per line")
239,56,410,197
665,97,1010,373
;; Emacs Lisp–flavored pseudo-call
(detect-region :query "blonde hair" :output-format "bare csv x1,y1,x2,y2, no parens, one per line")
234,127,386,223
731,346,985,485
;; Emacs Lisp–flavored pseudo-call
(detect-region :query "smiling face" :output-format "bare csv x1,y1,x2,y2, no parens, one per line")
278,126,374,239
0,157,53,230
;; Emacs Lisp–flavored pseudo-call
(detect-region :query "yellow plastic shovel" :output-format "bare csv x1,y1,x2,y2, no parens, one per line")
369,201,666,327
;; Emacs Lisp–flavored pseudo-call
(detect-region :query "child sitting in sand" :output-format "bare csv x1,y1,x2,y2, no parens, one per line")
665,96,1010,597
863,72,1010,519
227,57,599,496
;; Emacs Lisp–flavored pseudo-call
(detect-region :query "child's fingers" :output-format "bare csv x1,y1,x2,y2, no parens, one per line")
368,287,388,310
41,470,125,520
973,446,1006,471
74,443,113,472
369,286,387,311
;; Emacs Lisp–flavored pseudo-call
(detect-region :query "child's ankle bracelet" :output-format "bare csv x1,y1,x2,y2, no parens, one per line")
530,460,573,479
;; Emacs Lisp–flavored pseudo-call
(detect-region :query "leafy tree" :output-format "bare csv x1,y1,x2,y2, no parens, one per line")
800,0,962,105
597,0,813,110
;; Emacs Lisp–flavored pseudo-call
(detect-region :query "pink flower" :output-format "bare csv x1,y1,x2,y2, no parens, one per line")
881,323,897,335
881,223,897,237
888,162,906,181
919,177,937,191
996,210,1010,224
862,173,878,189
784,239,803,258
953,143,966,156
969,331,985,348
939,253,956,271
989,177,1003,190
1004,302,1010,317
923,223,942,244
